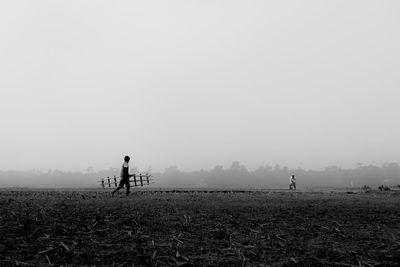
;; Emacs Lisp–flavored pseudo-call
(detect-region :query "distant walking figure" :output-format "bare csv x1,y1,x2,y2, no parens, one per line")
112,156,133,196
289,175,296,190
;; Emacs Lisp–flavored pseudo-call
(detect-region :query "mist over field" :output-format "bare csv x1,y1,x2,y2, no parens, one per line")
1,162,400,188
1,1,399,184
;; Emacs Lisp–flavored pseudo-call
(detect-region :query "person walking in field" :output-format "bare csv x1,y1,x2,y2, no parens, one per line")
112,156,133,196
289,174,296,190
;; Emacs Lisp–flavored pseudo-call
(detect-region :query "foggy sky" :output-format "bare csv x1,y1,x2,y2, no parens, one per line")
1,1,399,173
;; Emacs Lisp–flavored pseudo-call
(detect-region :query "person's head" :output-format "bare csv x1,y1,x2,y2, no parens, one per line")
124,156,130,163
291,175,295,178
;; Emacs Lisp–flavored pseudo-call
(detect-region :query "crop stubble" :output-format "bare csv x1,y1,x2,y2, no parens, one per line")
0,189,400,266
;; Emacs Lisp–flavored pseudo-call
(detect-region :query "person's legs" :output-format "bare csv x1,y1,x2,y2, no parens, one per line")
112,186,121,195
125,180,130,196
112,180,125,195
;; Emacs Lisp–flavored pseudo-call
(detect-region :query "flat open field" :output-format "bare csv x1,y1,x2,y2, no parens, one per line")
1,189,400,266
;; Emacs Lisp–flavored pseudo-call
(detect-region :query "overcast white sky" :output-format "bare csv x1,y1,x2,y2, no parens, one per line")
1,1,399,172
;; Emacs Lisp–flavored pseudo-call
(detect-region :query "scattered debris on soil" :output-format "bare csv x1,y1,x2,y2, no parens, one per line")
0,189,400,266
378,185,391,191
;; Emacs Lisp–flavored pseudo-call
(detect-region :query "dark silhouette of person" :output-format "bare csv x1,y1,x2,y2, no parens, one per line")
112,156,133,196
289,174,296,190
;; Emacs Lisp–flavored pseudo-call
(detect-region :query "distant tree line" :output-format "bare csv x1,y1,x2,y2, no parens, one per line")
156,162,400,188
1,162,399,188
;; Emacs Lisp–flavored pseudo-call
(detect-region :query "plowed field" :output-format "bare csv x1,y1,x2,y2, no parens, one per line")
1,189,400,266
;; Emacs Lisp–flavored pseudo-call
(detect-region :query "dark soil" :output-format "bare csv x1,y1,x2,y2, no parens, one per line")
1,189,400,266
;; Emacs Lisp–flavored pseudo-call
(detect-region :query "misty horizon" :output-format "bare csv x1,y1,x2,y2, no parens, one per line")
1,1,399,174
1,160,400,174
2,161,400,189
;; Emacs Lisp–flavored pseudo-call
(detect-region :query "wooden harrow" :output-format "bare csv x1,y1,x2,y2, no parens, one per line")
99,173,154,189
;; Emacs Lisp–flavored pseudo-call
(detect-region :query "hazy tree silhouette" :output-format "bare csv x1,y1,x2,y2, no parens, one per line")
1,162,400,188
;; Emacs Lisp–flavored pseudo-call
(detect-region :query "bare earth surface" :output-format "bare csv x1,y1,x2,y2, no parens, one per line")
1,189,400,266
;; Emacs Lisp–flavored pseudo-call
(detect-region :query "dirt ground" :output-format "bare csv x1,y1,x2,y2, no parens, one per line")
0,189,400,266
